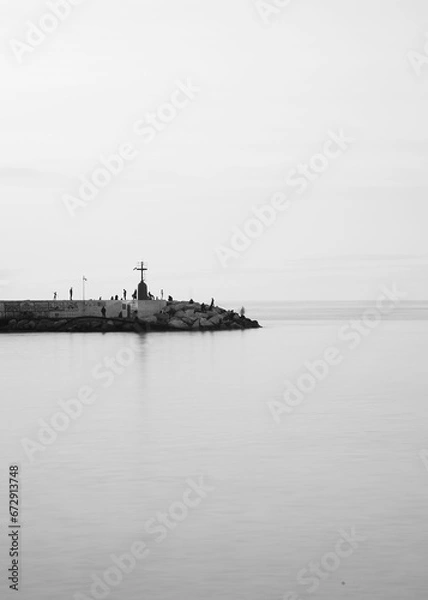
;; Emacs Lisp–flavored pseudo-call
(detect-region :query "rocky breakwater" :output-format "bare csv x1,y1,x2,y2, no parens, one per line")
0,316,136,333
138,301,261,332
0,302,261,333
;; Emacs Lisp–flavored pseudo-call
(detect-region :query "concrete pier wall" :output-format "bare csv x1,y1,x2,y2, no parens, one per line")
129,299,167,318
0,299,167,320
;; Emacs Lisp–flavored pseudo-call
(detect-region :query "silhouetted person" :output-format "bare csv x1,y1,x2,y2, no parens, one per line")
53,292,57,300
168,295,173,302
210,298,215,309
132,290,137,300
240,306,246,317
115,295,119,301
110,296,114,300
189,298,194,304
123,289,127,300
101,306,107,318
161,289,164,299
69,287,73,301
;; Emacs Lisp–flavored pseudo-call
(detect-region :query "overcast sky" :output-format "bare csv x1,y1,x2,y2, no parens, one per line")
0,0,427,301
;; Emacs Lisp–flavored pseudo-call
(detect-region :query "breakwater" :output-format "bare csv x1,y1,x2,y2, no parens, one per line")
0,301,260,333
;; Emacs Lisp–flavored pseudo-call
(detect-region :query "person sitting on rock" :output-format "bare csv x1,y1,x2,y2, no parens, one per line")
168,295,173,302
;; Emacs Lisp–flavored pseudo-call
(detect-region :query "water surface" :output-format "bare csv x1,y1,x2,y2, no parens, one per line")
1,304,427,599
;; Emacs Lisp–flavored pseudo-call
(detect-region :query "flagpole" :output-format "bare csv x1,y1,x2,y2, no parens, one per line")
83,276,86,302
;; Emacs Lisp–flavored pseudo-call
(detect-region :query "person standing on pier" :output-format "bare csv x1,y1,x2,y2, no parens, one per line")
69,287,73,301
123,289,127,301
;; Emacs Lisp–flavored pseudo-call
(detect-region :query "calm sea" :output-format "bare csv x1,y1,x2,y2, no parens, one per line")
1,302,428,600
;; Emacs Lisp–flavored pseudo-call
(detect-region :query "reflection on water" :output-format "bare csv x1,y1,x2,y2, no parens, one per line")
0,308,427,599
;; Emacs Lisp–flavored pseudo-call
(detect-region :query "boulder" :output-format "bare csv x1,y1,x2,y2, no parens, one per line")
141,316,157,326
156,313,169,324
169,318,190,330
170,302,188,312
199,318,213,329
182,317,196,326
209,315,222,326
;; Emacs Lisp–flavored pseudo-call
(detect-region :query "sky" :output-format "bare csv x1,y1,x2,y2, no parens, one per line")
0,0,427,301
